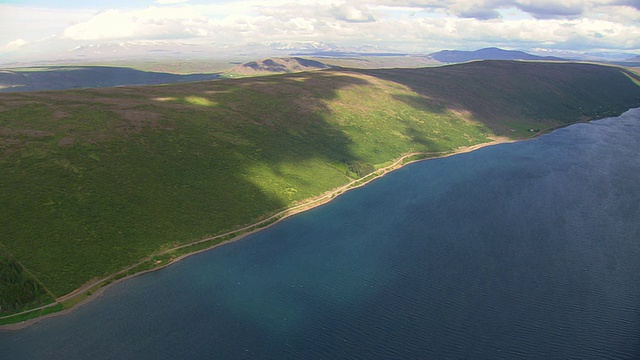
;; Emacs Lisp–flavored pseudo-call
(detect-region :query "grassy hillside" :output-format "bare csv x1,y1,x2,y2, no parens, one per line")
1,61,640,320
361,61,640,136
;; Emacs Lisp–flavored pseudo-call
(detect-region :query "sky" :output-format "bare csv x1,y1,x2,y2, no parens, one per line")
1,0,640,63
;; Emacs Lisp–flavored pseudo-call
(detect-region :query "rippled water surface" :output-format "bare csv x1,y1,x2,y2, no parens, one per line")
3,109,640,359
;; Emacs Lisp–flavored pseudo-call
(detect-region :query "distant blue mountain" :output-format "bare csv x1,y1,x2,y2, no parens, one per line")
429,47,566,63
0,66,221,92
624,55,640,62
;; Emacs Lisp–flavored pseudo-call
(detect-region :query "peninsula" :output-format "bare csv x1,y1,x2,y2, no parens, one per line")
2,60,640,326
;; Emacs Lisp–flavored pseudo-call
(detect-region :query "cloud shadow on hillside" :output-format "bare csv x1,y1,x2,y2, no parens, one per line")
0,69,385,296
357,61,640,136
0,66,221,93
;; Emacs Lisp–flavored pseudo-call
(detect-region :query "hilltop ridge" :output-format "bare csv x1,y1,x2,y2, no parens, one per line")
226,57,331,76
429,47,566,63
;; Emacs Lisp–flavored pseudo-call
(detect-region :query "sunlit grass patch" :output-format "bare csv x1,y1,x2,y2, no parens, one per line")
152,95,217,107
184,96,217,107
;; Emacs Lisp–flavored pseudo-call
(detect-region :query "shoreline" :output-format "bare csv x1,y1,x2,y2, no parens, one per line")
1,137,513,331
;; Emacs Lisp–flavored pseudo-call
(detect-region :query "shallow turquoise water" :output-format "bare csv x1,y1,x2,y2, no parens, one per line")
3,109,640,359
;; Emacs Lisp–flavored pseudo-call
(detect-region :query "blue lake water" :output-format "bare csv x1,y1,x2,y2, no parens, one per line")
3,109,640,359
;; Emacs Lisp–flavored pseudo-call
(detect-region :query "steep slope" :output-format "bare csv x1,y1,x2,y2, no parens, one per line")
360,61,640,135
1,61,639,321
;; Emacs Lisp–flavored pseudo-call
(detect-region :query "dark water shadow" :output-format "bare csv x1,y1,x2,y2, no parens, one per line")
0,66,221,93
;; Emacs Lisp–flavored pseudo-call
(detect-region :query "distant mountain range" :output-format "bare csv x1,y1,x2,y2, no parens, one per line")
625,55,640,62
6,37,639,68
247,41,338,52
429,47,566,63
3,47,636,94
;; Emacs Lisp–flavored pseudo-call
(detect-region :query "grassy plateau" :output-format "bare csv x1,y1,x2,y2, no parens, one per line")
1,60,640,324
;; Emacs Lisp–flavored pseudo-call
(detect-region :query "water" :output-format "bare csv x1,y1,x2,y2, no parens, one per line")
3,109,640,359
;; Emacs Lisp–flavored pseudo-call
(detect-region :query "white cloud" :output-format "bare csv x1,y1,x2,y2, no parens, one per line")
2,0,639,62
330,3,376,22
155,0,189,4
4,38,28,50
514,0,586,19
61,6,211,41
370,0,638,21
0,5,94,45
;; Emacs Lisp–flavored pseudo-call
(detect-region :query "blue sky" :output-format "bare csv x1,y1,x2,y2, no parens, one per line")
2,0,639,62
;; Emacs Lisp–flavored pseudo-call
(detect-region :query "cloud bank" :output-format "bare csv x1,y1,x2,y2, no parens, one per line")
1,0,639,61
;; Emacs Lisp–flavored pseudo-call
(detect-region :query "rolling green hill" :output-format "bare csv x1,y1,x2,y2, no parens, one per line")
1,60,640,322
225,57,331,76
